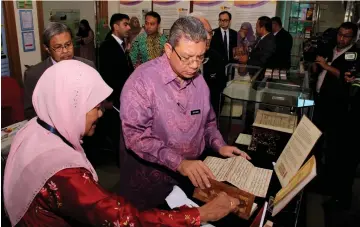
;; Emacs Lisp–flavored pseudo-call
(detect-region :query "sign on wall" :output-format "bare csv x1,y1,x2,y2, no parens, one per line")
119,0,152,27
152,0,190,32
193,0,277,32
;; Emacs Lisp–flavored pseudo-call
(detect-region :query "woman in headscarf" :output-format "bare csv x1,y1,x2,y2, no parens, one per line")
233,22,256,63
3,60,239,227
76,19,96,63
128,16,143,44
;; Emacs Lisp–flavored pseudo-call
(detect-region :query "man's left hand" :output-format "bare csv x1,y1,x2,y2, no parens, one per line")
219,146,251,160
315,56,327,68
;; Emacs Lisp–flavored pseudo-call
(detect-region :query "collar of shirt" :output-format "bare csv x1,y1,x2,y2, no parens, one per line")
220,28,229,34
260,32,270,40
333,44,353,60
112,34,124,48
159,54,196,88
51,57,57,65
273,28,282,36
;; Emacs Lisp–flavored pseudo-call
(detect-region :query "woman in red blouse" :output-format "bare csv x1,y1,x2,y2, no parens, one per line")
3,60,239,227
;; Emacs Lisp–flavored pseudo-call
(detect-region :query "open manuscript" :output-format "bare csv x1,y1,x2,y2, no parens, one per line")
253,110,298,134
204,156,272,198
272,156,317,216
274,116,322,187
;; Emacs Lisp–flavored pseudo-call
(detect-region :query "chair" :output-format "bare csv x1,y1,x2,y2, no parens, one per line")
1,77,24,128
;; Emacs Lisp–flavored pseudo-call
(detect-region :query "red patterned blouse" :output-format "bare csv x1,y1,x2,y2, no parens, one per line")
17,168,200,227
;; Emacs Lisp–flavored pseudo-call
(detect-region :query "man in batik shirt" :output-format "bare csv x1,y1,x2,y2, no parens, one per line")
129,11,167,67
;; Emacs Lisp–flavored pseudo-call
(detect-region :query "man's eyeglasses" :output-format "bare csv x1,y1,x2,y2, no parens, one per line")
49,41,73,53
172,46,209,65
337,32,353,39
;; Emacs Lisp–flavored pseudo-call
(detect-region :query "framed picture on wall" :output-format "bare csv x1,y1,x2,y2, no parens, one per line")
163,29,170,38
19,10,34,31
21,31,36,52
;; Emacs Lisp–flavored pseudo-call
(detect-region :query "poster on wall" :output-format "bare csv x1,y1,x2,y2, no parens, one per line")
193,1,232,30
153,0,190,32
49,9,80,46
21,31,36,52
19,10,34,31
1,6,10,76
119,0,152,27
232,1,277,32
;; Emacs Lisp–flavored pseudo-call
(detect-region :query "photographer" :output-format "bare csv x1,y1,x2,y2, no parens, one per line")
312,22,360,209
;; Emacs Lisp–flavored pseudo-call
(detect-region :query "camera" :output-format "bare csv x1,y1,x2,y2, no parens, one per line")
303,28,338,62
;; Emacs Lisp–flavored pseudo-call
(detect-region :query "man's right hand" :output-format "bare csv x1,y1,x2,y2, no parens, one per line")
198,192,240,222
177,160,215,189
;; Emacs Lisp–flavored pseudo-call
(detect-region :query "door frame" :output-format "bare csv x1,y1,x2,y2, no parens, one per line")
2,1,22,85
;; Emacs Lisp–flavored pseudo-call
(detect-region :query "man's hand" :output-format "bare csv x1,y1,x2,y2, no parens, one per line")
198,192,240,222
315,56,328,69
177,160,215,189
344,72,356,83
219,146,251,160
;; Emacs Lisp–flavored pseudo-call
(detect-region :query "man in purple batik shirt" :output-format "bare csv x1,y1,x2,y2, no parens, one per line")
119,16,250,210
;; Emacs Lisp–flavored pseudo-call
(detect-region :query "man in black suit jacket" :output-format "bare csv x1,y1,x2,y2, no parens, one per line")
99,13,134,109
311,22,360,209
272,17,293,69
248,16,276,68
98,14,134,164
24,22,95,120
210,11,238,64
190,12,227,116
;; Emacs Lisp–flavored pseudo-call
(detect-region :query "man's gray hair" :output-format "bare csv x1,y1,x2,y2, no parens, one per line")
43,22,72,47
168,16,207,47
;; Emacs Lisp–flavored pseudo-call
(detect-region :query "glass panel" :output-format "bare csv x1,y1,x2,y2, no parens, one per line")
222,64,314,108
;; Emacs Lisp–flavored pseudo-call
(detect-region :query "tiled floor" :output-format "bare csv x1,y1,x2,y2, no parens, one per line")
95,153,360,227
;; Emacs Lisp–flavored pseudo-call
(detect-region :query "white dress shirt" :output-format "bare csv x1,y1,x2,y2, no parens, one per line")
273,28,283,36
112,34,126,52
221,28,230,59
316,44,353,92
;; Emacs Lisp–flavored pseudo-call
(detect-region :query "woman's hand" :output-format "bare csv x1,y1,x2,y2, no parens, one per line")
198,192,240,222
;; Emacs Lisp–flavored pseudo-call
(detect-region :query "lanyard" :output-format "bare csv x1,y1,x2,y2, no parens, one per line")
37,118,74,149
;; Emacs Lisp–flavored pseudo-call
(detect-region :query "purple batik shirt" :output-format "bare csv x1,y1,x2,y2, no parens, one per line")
120,54,226,171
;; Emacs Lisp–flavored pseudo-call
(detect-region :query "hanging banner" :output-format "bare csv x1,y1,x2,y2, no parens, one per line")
193,0,232,30
120,0,152,27
232,0,277,32
153,0,190,32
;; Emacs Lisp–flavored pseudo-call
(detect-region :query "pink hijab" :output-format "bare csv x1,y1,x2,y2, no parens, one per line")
3,60,112,226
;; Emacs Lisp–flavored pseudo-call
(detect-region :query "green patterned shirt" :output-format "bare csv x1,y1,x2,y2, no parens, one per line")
129,32,167,67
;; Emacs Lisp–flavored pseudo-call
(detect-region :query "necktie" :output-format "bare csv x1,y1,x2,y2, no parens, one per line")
223,31,228,60
121,41,126,52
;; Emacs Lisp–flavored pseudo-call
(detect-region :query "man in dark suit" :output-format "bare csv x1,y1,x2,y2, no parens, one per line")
99,13,134,164
247,16,276,68
190,12,227,116
311,22,360,210
24,22,95,120
210,11,238,64
272,17,293,69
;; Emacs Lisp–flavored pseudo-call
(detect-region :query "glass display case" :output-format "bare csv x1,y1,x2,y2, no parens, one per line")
219,63,314,145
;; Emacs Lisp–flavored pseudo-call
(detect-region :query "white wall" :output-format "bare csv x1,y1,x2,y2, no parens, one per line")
42,1,96,31
108,0,120,25
317,1,345,32
13,1,42,79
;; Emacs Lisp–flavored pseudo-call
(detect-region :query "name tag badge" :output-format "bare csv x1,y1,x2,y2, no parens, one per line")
345,52,357,61
191,109,201,115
